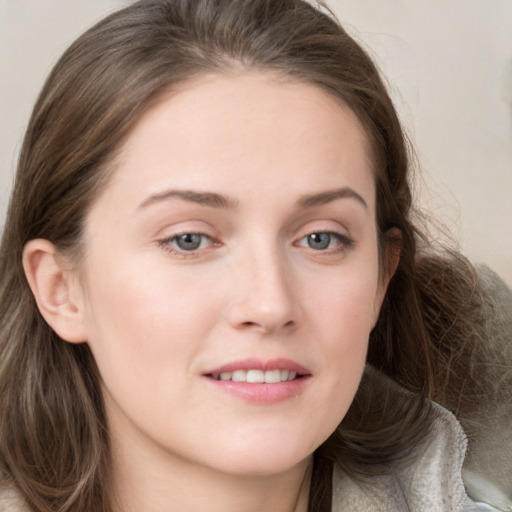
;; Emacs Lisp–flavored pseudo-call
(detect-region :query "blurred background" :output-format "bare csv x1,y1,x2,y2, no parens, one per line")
1,0,511,284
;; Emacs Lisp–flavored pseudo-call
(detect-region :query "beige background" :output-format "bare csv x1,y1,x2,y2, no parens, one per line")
1,0,511,285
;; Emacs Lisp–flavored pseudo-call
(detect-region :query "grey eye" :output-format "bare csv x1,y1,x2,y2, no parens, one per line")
307,233,332,250
175,233,203,251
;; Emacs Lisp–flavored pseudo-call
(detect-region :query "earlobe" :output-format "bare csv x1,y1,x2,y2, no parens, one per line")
22,239,87,343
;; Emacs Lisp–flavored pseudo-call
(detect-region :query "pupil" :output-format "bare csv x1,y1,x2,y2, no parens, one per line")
308,233,330,250
177,234,201,251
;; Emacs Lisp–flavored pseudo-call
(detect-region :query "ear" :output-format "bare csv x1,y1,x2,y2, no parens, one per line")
383,227,401,286
372,228,401,326
22,239,87,343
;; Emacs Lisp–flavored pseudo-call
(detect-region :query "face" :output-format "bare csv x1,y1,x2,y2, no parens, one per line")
75,72,388,478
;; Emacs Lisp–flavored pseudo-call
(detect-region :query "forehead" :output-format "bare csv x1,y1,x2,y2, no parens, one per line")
99,71,375,214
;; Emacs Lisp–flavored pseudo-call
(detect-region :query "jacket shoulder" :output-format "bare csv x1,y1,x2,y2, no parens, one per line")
332,401,478,511
0,484,29,512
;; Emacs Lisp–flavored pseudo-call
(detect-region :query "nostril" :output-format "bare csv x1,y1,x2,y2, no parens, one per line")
237,319,296,334
241,321,258,328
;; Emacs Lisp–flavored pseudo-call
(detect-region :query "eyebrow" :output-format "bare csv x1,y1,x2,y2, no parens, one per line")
138,189,238,210
297,187,368,210
138,186,367,211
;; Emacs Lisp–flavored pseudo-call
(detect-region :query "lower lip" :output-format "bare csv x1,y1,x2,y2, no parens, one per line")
204,376,311,403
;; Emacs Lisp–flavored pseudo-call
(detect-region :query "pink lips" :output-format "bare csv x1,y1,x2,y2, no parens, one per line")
206,357,310,375
203,358,311,403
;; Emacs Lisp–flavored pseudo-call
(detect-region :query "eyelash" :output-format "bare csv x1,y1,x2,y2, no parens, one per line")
157,229,354,259
157,232,217,258
295,230,354,254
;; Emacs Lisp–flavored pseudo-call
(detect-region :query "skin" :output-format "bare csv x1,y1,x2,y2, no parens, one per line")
24,72,395,512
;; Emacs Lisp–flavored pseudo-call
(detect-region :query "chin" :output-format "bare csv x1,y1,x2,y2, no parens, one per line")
213,455,311,478
200,436,317,477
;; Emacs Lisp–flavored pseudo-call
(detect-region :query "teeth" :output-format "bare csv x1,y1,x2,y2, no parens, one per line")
232,370,246,382
246,370,265,383
211,369,299,383
264,369,281,383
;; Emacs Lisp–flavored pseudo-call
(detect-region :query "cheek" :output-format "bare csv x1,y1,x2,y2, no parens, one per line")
79,262,225,442
80,258,220,384
301,262,380,401
306,262,381,343
318,282,374,376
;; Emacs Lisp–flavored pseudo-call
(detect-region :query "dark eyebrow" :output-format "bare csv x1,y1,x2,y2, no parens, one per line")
297,187,368,210
138,189,238,210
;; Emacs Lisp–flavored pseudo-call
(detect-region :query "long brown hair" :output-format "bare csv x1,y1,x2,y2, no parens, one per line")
0,1,487,510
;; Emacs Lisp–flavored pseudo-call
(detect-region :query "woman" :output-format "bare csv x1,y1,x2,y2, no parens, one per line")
0,1,509,511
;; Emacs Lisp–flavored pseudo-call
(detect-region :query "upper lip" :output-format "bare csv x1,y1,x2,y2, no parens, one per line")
204,358,311,376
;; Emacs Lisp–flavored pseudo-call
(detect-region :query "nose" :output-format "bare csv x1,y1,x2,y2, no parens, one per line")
226,245,299,335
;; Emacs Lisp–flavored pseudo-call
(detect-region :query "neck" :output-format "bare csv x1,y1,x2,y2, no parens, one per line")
110,428,313,512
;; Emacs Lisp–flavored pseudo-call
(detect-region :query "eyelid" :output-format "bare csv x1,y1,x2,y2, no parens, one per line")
296,230,352,244
294,228,355,253
157,230,220,258
294,219,352,240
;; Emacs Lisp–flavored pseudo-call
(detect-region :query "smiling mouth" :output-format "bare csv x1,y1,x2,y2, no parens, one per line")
208,369,302,383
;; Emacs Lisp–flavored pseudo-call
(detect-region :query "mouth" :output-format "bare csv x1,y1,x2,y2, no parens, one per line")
203,359,311,402
208,369,302,383
203,358,311,392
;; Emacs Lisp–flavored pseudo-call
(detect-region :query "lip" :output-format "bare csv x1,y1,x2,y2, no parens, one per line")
203,358,311,404
205,357,310,375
